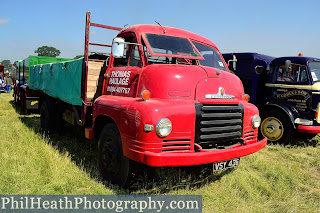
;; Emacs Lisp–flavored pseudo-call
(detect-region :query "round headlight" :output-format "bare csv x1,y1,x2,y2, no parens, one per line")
156,118,172,137
252,114,261,129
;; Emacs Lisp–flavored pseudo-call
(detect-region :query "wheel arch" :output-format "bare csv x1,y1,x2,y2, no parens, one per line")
259,103,297,129
94,114,117,140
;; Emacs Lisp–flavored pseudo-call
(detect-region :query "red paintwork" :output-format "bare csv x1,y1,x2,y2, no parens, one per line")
141,138,267,167
0,64,4,80
297,125,320,133
0,64,4,76
90,22,122,31
90,24,267,167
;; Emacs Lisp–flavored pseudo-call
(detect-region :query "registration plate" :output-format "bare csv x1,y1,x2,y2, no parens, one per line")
213,158,240,171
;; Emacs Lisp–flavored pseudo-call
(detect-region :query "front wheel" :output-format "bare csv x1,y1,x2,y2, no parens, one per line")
98,123,133,187
260,110,294,145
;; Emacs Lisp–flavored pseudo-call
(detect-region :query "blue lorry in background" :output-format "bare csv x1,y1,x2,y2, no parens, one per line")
223,53,320,144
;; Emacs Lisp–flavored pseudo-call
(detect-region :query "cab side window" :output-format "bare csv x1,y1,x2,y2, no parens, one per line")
113,37,131,67
113,36,141,67
277,64,308,83
296,66,308,82
129,44,140,67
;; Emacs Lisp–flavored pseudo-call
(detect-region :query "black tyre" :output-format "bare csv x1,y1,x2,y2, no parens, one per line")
22,96,28,115
98,123,132,187
40,102,54,134
260,110,294,145
13,93,17,103
299,133,317,139
14,89,20,104
13,88,17,102
20,92,26,112
53,103,65,133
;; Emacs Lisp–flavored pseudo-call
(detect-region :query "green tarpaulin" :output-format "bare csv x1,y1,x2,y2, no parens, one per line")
29,58,84,106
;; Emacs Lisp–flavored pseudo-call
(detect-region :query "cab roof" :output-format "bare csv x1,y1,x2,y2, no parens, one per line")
272,56,320,65
118,24,219,50
223,52,275,62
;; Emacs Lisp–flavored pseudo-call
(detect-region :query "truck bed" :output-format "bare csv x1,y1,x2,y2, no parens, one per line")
29,58,104,106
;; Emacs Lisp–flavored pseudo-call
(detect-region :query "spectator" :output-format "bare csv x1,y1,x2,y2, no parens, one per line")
5,76,12,93
0,76,4,94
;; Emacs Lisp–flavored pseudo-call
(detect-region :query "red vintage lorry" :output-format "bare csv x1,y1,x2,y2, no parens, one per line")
28,12,267,186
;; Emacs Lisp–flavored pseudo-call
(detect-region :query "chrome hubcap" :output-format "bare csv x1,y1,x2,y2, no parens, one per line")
261,117,284,141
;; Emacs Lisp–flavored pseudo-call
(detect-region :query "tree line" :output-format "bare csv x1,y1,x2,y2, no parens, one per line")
1,46,83,71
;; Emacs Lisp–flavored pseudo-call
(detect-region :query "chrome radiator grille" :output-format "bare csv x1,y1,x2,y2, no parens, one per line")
195,104,244,150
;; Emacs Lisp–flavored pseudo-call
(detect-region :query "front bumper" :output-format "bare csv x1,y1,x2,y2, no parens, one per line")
297,125,320,134
125,137,267,167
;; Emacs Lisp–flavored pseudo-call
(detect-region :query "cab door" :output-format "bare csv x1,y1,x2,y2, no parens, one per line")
104,34,142,97
272,63,311,115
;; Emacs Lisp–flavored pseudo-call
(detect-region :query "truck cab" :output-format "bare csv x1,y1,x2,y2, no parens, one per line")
223,53,320,144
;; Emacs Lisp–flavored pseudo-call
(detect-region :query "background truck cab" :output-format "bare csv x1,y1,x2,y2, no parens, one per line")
223,53,320,144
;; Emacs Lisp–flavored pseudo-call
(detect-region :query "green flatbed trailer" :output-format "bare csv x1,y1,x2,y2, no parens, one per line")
14,56,73,113
29,58,83,106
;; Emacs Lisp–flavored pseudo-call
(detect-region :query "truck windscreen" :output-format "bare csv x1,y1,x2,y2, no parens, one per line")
145,34,201,58
192,42,227,71
309,61,320,82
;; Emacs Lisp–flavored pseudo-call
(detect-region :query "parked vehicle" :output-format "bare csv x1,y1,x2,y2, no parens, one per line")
223,52,320,144
28,12,267,186
14,56,72,113
0,64,4,77
0,65,5,93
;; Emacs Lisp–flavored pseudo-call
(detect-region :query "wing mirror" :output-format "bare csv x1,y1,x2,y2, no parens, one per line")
112,37,125,58
227,55,237,71
285,60,292,73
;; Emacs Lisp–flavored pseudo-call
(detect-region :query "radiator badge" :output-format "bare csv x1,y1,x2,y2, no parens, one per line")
205,87,235,99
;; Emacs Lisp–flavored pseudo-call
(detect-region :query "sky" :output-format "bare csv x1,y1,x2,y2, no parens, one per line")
1,0,320,63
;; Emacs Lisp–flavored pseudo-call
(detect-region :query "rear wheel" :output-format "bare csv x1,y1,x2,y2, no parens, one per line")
22,96,28,114
14,89,20,104
53,102,65,133
260,110,294,145
20,92,26,112
40,102,54,134
13,88,17,102
98,123,133,187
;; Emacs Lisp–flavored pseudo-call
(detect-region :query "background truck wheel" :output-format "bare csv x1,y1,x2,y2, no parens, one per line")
40,102,54,134
260,110,294,145
98,123,132,187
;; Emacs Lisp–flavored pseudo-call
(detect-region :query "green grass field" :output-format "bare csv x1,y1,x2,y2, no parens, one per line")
0,93,319,212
